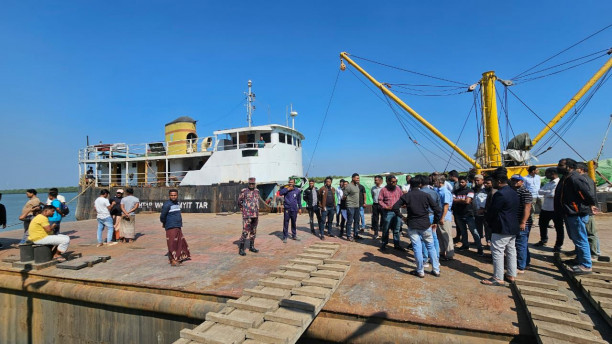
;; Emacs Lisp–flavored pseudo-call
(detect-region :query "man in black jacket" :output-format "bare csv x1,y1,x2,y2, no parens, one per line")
558,158,597,274
392,178,441,278
303,179,322,238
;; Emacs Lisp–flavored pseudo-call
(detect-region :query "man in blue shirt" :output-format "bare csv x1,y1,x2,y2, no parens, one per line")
434,175,454,260
279,179,302,243
48,190,63,234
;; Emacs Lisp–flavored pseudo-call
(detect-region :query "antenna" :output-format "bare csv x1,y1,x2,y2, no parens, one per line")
290,108,298,130
245,80,255,127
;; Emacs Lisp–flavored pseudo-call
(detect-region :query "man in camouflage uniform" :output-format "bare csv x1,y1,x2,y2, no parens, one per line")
238,177,260,256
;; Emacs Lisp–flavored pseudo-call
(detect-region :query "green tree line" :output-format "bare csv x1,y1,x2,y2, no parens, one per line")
0,186,79,194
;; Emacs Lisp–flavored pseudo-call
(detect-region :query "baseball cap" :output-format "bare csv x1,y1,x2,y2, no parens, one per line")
510,174,524,181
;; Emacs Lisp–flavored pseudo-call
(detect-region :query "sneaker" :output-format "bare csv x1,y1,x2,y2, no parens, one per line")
394,246,407,252
373,235,380,240
432,271,440,277
477,249,484,257
553,246,561,253
291,236,301,241
282,237,287,243
423,263,431,268
533,241,547,247
410,270,425,278
107,242,118,246
355,235,363,240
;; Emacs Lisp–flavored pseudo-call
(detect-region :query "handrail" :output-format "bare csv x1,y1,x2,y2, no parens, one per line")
78,137,216,162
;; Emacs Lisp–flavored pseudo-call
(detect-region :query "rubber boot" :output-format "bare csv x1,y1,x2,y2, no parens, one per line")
239,242,246,256
249,241,259,253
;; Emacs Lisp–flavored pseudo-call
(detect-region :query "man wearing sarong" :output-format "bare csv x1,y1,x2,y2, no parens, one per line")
120,188,140,243
237,177,260,256
160,189,190,266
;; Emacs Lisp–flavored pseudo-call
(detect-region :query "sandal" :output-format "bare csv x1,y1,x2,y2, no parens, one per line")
54,256,67,263
571,265,592,275
481,278,505,286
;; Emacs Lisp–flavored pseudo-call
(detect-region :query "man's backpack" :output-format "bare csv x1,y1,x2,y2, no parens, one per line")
60,202,70,216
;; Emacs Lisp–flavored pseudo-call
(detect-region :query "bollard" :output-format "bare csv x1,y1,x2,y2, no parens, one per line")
19,243,34,262
33,245,53,263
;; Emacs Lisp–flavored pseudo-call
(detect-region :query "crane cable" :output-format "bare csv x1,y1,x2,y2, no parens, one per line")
304,69,341,177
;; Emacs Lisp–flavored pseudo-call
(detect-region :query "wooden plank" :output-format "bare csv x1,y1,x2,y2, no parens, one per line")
529,306,593,331
316,263,349,272
577,278,612,289
309,242,339,247
303,248,335,256
296,253,329,260
247,321,301,344
192,321,215,333
280,295,324,313
515,279,560,291
323,258,350,266
587,286,612,298
206,309,264,329
292,285,331,299
259,278,302,290
264,307,314,327
173,338,192,344
189,323,247,344
578,272,612,281
227,297,279,313
302,277,337,289
310,269,343,280
244,287,290,301
518,285,568,301
288,258,323,267
279,264,316,273
522,295,580,315
592,265,612,274
535,321,606,344
270,270,310,281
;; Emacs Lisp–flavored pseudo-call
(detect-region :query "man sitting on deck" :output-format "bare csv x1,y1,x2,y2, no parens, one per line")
28,205,71,261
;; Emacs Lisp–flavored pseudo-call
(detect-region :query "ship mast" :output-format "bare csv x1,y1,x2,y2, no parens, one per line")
246,80,255,127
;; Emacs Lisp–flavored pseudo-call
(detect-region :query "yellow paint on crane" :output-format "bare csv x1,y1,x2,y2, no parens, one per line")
165,116,198,155
481,71,502,168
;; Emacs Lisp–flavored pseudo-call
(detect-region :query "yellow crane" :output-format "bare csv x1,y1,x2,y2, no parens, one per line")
339,51,612,179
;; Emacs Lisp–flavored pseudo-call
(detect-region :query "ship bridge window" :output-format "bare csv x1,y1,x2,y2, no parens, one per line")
260,133,271,143
279,133,286,143
287,135,293,145
297,139,301,147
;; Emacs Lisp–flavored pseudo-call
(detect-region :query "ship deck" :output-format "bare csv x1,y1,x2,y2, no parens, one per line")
2,212,612,341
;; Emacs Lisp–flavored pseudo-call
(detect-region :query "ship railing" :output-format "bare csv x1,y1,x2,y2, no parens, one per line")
80,170,194,187
78,137,216,162
217,142,268,151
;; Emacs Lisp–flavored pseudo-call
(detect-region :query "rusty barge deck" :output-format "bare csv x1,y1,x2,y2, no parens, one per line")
4,212,611,343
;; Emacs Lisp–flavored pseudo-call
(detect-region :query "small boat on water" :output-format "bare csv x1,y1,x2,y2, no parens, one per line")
75,80,304,220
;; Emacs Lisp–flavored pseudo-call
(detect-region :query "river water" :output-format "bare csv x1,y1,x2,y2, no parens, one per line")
0,192,78,232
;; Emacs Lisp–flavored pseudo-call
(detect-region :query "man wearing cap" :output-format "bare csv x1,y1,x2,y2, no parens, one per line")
237,177,260,255
510,174,533,274
279,178,303,242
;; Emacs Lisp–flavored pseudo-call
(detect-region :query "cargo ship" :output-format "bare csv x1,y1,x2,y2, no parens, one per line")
75,80,304,220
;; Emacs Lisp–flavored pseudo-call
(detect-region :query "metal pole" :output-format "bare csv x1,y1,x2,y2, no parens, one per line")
596,114,612,161
531,55,612,147
340,52,481,168
481,71,502,167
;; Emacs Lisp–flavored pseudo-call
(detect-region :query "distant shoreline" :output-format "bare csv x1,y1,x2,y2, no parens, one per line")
0,187,79,194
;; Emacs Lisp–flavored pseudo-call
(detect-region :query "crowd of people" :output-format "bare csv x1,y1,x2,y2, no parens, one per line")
235,157,602,282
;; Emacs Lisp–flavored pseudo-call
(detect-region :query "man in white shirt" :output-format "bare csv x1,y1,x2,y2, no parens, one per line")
536,167,563,251
524,166,542,213
94,189,118,247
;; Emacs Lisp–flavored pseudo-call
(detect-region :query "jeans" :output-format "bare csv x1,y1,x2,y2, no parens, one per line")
454,214,482,249
320,206,335,236
475,215,491,241
359,206,366,229
565,215,592,268
283,209,298,239
307,206,322,233
346,207,360,238
491,233,516,280
515,224,531,270
97,217,114,244
371,203,383,235
409,227,440,274
335,205,341,225
50,220,61,235
422,215,439,262
586,216,600,256
538,209,564,247
381,210,401,247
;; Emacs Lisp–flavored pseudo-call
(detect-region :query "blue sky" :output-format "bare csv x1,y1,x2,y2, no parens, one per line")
0,1,610,189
